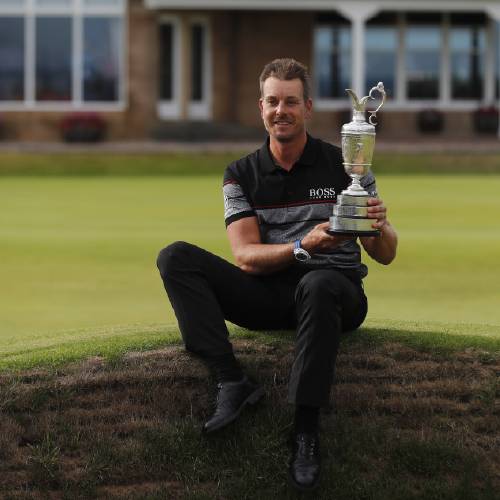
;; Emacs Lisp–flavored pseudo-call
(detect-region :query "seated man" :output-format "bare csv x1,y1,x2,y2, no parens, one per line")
157,58,397,491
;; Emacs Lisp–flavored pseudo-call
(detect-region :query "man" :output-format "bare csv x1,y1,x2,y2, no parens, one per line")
157,58,397,491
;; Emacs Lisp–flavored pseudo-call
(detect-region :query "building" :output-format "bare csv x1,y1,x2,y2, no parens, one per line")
1,0,499,142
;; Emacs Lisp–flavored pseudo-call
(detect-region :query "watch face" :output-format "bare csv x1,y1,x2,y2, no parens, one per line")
294,248,310,262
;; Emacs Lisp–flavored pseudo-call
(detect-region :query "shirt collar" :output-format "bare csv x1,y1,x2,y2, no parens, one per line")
260,133,319,173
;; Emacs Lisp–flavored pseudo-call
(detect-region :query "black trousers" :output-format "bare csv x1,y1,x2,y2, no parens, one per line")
157,241,367,407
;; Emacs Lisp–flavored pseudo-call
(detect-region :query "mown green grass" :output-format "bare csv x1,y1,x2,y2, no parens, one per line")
1,321,499,372
1,158,499,368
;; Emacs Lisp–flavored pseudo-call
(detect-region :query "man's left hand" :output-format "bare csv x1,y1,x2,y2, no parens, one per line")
367,197,387,230
361,197,398,265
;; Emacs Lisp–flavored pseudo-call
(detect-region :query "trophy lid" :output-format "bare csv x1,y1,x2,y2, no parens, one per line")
345,82,386,126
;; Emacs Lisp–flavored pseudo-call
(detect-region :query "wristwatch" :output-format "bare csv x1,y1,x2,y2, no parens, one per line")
293,239,311,262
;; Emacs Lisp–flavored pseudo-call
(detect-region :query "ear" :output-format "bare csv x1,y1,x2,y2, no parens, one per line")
258,98,264,117
305,98,313,119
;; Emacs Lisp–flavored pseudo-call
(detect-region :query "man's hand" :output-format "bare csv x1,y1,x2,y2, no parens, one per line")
360,197,398,265
301,222,354,254
367,197,387,230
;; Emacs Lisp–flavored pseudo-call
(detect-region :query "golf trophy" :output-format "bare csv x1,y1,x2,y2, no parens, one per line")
328,82,386,236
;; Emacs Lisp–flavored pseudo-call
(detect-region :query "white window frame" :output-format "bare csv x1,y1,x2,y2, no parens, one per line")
187,16,212,120
314,11,495,112
157,15,182,120
0,0,126,111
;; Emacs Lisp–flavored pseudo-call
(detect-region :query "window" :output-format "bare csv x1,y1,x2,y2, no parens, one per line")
0,0,125,109
157,18,181,118
450,14,487,101
159,23,174,101
406,25,441,99
188,19,210,119
36,17,72,101
83,17,122,101
157,17,211,120
191,24,204,102
314,11,493,106
0,17,24,101
450,21,485,100
314,24,351,99
497,21,500,99
365,26,397,97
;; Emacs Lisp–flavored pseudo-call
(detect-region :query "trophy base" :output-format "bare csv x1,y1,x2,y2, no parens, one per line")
327,228,380,237
328,192,380,237
327,215,380,237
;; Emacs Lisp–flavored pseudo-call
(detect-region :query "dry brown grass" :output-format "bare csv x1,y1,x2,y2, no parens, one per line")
0,338,498,499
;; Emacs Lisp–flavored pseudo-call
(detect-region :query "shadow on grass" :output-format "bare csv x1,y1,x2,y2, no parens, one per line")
232,323,500,355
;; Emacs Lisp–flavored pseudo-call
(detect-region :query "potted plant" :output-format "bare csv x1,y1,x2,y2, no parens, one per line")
61,112,107,143
473,106,499,134
417,109,444,133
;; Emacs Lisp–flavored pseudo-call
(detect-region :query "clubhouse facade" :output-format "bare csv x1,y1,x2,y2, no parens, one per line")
1,0,500,141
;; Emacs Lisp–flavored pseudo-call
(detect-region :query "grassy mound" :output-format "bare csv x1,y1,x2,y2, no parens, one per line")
0,332,498,499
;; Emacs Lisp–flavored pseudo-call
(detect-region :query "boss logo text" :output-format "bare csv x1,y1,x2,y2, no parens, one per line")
309,187,336,199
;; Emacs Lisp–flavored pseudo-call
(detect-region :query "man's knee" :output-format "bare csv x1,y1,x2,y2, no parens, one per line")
295,270,343,303
156,240,193,278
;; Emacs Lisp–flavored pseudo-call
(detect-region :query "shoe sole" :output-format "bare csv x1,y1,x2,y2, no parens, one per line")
203,386,264,433
287,469,320,492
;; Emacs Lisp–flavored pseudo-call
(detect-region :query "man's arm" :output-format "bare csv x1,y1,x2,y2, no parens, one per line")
227,217,352,275
227,216,294,274
360,197,398,265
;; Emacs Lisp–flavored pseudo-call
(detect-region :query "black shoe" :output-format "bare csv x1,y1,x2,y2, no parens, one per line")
203,376,264,433
288,433,321,491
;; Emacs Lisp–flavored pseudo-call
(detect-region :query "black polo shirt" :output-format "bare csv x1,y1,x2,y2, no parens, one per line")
223,134,377,279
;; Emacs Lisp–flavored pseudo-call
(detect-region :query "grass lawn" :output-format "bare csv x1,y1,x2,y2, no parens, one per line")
0,154,499,498
1,172,499,367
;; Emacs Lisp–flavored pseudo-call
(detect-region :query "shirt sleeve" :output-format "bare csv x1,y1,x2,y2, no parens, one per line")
223,167,256,227
360,171,378,197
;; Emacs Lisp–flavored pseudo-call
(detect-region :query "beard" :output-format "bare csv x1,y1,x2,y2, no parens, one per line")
275,134,294,143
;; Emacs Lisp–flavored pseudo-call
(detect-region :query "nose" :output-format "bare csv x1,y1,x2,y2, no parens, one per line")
276,100,286,115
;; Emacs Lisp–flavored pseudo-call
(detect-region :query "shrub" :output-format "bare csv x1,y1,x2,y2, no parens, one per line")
417,109,444,133
61,112,106,143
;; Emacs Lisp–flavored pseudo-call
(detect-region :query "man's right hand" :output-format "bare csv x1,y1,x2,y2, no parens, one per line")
300,222,354,254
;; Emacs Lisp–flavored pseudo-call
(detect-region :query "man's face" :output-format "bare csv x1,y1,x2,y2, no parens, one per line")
259,77,312,143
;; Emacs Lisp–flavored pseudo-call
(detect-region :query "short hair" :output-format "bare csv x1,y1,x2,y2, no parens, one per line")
259,58,311,101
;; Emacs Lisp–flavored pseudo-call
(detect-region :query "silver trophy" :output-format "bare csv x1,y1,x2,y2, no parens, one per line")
328,82,386,236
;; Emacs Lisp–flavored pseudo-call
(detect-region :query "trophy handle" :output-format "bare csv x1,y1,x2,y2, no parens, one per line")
367,82,386,126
